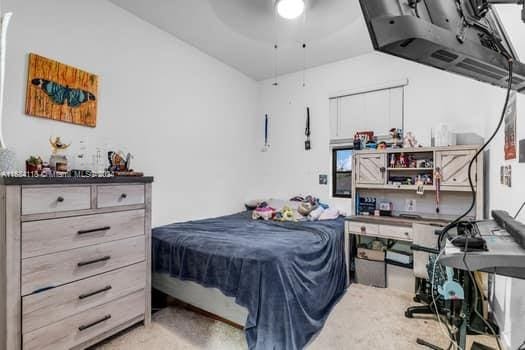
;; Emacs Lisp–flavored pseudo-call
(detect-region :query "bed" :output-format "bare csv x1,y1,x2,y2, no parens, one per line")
152,211,348,350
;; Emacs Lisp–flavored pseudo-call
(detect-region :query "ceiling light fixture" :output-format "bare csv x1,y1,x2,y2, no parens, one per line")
276,0,305,20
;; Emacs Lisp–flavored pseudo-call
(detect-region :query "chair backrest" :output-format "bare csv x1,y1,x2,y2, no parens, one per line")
412,223,442,279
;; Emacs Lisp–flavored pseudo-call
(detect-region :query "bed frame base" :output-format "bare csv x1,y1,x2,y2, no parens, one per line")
152,272,249,327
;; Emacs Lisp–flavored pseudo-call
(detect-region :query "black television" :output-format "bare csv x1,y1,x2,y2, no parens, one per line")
359,0,525,93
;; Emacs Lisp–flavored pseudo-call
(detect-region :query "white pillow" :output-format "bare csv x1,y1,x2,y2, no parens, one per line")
308,207,325,221
319,208,340,220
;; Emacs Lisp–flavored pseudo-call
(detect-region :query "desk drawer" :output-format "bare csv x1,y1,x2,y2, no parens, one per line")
346,221,380,236
97,185,144,208
379,225,413,241
23,289,145,350
23,263,146,334
22,186,91,215
21,236,145,296
22,210,145,259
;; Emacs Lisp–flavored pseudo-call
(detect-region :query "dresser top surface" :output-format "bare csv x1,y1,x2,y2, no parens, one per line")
0,176,154,186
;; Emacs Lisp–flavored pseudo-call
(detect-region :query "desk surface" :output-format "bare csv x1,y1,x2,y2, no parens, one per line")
346,215,449,227
439,220,525,280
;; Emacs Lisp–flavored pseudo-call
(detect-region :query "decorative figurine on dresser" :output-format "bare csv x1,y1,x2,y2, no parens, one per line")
0,175,153,350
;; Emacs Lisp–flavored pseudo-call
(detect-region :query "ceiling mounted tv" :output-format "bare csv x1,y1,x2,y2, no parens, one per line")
360,0,525,93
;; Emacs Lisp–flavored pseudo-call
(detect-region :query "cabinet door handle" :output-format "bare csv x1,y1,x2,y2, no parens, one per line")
77,256,111,267
77,226,111,235
78,315,111,331
57,196,65,203
78,285,112,300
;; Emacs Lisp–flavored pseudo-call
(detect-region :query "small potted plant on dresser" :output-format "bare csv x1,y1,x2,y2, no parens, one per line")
25,155,43,175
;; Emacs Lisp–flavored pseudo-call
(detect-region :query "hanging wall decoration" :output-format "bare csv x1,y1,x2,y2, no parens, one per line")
504,91,517,160
262,114,270,152
25,53,98,127
305,107,311,150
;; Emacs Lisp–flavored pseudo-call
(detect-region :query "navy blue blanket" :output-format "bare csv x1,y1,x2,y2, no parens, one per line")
152,212,347,350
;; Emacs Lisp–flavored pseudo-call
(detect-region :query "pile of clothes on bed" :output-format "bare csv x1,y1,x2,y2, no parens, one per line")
248,195,341,222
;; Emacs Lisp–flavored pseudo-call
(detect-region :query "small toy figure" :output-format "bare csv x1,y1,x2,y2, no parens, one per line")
49,136,70,173
399,153,408,168
416,175,425,195
403,131,418,148
107,151,133,172
377,141,388,150
49,137,71,154
353,133,362,150
409,155,417,168
390,128,402,148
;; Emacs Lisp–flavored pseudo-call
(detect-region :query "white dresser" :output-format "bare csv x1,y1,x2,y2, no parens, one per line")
0,177,153,350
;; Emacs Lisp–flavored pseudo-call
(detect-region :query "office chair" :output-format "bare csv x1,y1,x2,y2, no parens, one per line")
405,223,445,318
405,224,464,350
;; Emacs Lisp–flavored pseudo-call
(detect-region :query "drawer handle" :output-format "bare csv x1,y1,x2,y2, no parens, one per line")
77,256,111,267
57,196,65,203
120,193,128,200
78,285,112,300
360,226,366,232
77,226,111,235
78,314,112,332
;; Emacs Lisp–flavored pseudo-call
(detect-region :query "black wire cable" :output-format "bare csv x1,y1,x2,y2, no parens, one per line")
409,0,421,18
514,201,525,219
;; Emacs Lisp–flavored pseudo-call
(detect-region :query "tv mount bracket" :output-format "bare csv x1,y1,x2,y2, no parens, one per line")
472,0,525,22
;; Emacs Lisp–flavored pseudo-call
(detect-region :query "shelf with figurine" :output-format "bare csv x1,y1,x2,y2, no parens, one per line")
2,136,146,181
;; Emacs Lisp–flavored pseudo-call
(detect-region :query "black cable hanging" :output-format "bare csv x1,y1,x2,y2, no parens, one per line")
272,44,279,87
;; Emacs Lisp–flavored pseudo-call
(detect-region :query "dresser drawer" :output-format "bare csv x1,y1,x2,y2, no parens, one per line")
23,263,146,334
22,210,145,259
379,224,413,241
22,186,91,215
21,236,145,296
97,184,145,208
346,221,380,236
23,289,145,350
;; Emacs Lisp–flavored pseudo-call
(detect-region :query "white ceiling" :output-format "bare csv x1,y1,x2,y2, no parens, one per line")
108,0,373,81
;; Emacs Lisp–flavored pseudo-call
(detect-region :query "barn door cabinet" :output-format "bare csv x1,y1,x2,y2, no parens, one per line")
352,145,483,194
355,153,387,186
434,149,477,187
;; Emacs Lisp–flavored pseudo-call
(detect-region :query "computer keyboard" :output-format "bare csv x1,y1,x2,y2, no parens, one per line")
492,210,525,249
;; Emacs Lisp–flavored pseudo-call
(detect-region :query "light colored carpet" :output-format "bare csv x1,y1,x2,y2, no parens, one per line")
95,284,455,350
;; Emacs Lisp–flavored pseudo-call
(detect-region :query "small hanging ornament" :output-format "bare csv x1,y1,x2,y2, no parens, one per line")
305,107,311,151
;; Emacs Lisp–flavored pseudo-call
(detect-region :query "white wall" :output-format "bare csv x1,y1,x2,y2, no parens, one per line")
2,0,259,227
253,51,502,212
488,6,525,350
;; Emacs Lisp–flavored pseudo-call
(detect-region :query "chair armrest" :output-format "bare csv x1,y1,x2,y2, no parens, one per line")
410,244,439,255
